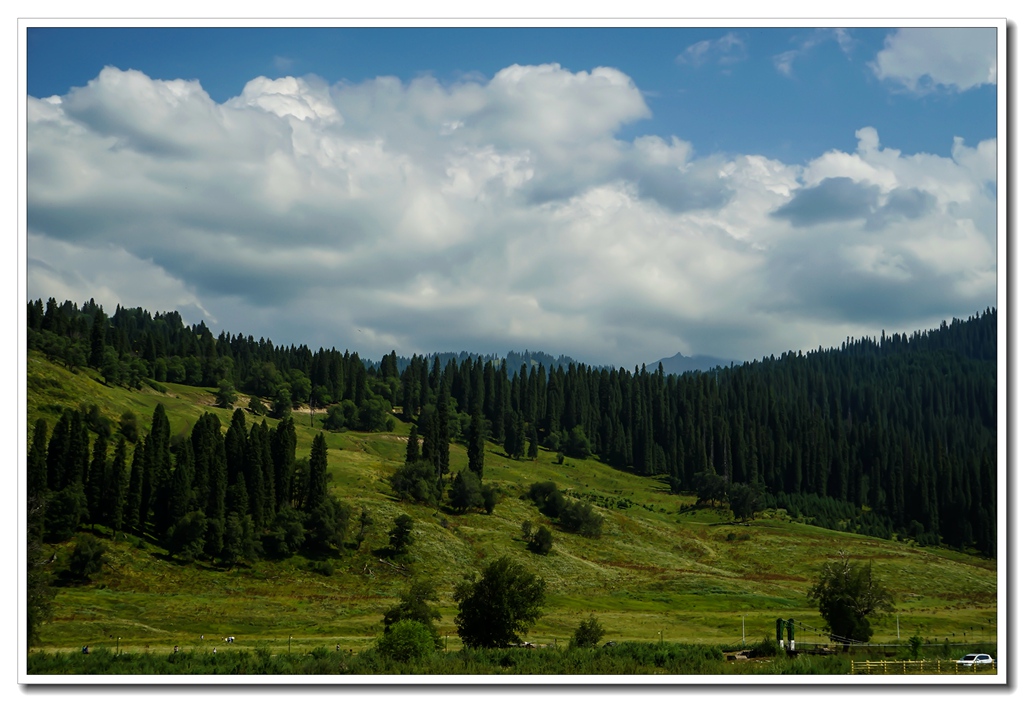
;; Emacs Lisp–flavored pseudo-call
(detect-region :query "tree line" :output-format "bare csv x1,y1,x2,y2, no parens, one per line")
28,403,351,565
27,298,997,555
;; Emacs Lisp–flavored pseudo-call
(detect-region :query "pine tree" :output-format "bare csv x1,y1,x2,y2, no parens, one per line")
105,436,128,533
147,404,174,536
45,410,72,492
436,386,451,479
168,439,195,534
89,309,107,369
307,433,329,512
468,413,485,477
86,433,108,527
271,416,296,510
27,419,48,504
125,443,144,535
405,424,420,465
244,424,267,530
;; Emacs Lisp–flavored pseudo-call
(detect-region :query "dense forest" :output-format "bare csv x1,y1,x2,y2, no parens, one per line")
26,298,997,557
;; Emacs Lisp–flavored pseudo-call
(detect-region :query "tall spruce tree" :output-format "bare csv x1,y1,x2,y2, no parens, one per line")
436,386,451,479
307,433,329,512
105,436,128,533
406,424,420,465
468,412,485,477
86,433,108,527
271,416,296,510
28,419,48,507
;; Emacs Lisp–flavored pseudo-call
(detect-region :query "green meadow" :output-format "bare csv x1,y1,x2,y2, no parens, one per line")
27,352,997,660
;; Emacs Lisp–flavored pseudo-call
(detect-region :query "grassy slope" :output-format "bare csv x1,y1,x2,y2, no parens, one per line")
27,352,998,654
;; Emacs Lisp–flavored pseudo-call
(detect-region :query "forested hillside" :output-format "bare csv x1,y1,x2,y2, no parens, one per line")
26,299,997,556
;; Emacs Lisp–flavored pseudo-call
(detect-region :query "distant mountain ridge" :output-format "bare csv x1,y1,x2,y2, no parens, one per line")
390,349,598,377
648,352,736,375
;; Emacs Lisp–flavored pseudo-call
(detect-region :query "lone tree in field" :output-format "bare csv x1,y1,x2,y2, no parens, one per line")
454,556,546,648
728,481,764,522
570,615,605,648
388,514,415,555
808,552,894,647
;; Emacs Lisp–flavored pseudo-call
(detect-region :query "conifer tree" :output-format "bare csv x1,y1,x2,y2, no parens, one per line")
271,417,296,510
436,386,451,479
468,412,485,476
307,433,329,512
405,424,420,465
147,404,174,535
86,433,108,527
28,419,48,505
125,443,144,535
244,424,267,530
89,309,107,369
105,436,128,533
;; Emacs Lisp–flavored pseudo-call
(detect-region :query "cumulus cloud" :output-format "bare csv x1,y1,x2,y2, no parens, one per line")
871,28,997,93
26,65,997,366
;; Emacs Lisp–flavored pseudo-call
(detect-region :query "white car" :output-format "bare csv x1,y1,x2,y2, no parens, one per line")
956,653,994,667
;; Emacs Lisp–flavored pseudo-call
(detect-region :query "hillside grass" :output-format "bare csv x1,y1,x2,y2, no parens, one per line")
27,352,998,658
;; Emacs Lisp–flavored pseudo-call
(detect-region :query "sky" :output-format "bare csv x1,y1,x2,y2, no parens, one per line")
23,24,1001,368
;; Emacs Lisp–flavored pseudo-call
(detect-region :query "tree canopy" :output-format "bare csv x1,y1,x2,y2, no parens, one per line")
808,553,895,645
454,556,546,648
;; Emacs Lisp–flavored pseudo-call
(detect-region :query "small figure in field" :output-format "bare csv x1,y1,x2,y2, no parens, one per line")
81,645,89,654
336,644,340,652
213,647,217,654
200,635,204,641
173,645,179,653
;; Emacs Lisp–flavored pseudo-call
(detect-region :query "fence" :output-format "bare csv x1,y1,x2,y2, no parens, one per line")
851,659,997,675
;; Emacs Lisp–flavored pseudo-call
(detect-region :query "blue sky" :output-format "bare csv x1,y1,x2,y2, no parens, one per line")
24,24,1000,367
27,27,996,165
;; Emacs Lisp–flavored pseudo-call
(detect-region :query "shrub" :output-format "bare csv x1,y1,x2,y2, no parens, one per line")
748,635,779,658
482,485,497,515
560,500,603,538
376,620,436,662
382,580,442,649
389,461,442,505
448,470,484,513
168,510,207,562
310,559,335,576
263,505,306,558
119,411,139,443
66,534,107,582
570,616,605,648
528,526,553,555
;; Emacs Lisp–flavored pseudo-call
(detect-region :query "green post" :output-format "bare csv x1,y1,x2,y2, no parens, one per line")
776,618,784,650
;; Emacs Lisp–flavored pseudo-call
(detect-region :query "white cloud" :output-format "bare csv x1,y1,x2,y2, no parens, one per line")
773,28,855,77
676,32,746,68
871,28,997,93
26,66,997,367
